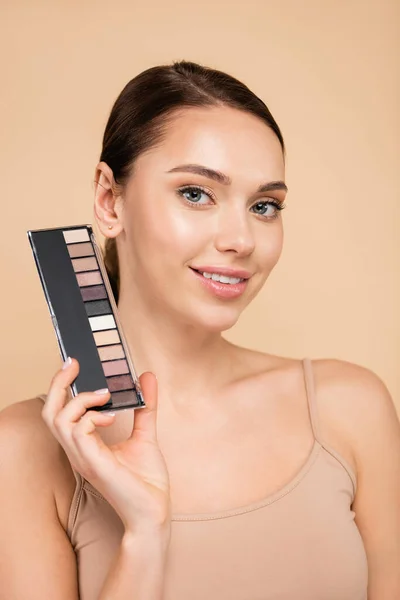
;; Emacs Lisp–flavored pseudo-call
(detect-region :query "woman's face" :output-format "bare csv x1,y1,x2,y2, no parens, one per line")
118,106,287,332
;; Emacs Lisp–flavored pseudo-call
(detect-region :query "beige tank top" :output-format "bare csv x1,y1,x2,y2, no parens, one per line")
56,358,369,599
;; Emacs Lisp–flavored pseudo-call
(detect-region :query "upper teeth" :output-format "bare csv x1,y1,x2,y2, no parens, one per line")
201,272,243,284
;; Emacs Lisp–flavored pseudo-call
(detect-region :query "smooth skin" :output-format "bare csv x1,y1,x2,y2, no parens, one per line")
0,106,399,599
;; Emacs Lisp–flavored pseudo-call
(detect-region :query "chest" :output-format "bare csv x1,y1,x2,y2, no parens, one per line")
163,506,368,600
157,422,316,514
95,388,355,517
71,474,368,600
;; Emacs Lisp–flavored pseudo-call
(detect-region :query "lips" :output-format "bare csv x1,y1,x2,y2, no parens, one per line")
189,267,250,299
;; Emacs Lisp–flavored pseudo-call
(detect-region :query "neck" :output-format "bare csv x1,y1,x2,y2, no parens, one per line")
117,290,236,415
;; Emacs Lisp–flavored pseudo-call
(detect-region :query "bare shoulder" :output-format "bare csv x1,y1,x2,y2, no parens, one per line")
309,358,399,472
310,357,397,428
0,396,62,463
231,346,399,479
0,396,58,462
310,359,400,594
0,399,79,597
0,397,76,530
0,395,48,433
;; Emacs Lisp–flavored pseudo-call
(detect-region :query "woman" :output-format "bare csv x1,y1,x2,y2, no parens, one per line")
0,60,399,600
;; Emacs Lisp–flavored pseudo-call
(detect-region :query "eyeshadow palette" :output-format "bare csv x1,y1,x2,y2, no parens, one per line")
27,225,145,412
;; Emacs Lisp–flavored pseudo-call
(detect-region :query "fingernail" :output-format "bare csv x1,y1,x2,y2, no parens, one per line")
108,412,116,416
94,388,109,395
62,357,72,369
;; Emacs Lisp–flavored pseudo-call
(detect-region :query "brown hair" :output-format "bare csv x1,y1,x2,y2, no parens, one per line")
99,60,285,303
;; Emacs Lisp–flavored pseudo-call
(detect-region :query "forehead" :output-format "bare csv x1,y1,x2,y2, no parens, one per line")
136,106,285,182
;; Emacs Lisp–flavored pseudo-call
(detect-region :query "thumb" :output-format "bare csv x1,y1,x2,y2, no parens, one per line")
130,372,159,442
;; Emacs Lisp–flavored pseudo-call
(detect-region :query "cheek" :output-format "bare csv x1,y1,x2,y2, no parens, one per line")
256,225,284,270
127,193,206,261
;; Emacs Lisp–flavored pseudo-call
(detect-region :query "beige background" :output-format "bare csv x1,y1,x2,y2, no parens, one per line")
0,0,398,410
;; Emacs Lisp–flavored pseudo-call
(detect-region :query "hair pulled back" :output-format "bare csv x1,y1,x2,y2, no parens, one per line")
100,60,285,303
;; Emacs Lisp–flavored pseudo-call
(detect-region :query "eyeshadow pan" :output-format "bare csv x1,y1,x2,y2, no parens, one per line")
84,299,112,317
67,243,94,258
72,256,98,272
102,359,129,377
111,390,139,407
93,330,120,346
80,285,107,301
106,374,134,392
76,271,102,287
63,229,90,244
89,314,116,331
98,344,125,361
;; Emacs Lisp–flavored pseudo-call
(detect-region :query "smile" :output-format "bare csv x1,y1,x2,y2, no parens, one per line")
189,268,250,299
196,271,244,285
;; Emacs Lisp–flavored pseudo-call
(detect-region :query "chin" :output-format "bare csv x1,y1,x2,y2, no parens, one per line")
190,303,243,333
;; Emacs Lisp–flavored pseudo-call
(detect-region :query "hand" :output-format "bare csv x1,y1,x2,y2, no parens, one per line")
42,357,171,535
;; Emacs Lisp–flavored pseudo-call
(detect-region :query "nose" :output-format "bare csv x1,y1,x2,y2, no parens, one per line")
214,207,255,257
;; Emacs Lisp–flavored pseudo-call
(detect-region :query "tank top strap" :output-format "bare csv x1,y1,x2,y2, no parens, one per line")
302,357,322,443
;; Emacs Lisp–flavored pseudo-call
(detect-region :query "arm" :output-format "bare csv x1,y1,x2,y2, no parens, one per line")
98,529,169,600
315,359,400,600
0,399,79,600
0,399,170,600
351,368,400,599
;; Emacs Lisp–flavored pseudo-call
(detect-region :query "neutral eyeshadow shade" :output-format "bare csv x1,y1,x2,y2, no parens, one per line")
111,389,139,407
102,359,129,377
80,285,107,301
93,330,120,346
76,271,102,287
106,374,134,392
84,299,111,317
67,242,94,258
98,344,125,361
72,257,98,272
63,229,90,244
89,314,116,332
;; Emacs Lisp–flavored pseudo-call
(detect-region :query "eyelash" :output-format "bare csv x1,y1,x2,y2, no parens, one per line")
176,185,286,220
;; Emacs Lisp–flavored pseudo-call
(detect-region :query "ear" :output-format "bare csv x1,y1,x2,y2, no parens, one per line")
93,162,124,238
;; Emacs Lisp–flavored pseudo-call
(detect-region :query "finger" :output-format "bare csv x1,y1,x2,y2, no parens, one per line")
54,388,112,436
130,372,158,442
42,357,80,433
70,411,116,476
75,410,116,437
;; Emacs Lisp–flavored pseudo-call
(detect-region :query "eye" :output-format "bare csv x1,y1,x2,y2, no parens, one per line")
176,186,286,218
251,200,286,220
177,185,214,205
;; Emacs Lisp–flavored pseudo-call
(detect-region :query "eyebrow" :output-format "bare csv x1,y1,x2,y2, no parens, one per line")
166,164,288,193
